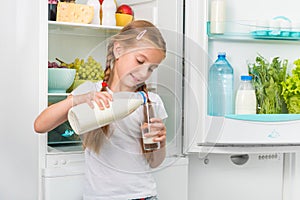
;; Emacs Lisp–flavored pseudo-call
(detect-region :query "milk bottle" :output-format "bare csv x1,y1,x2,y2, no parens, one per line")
87,0,101,25
101,0,116,26
210,0,226,34
235,75,257,114
68,91,147,135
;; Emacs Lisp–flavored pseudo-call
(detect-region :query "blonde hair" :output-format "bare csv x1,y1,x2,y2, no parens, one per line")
82,20,166,153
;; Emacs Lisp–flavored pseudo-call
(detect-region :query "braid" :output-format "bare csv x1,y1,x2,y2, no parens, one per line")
100,67,112,92
82,129,105,152
101,41,114,92
105,41,115,70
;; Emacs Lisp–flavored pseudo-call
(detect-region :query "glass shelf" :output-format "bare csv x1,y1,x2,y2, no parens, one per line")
48,21,122,36
225,114,300,122
48,93,69,103
47,144,83,154
207,21,300,42
48,92,69,96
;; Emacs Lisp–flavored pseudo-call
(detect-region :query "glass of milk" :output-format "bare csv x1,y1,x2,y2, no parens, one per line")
141,102,161,151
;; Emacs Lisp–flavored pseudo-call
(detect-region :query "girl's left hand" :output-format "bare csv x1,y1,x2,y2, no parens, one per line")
149,118,167,148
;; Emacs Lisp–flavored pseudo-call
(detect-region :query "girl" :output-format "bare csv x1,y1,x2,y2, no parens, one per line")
34,20,168,200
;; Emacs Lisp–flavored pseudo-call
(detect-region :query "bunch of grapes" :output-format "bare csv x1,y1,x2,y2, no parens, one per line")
48,61,66,68
75,56,104,80
54,56,104,80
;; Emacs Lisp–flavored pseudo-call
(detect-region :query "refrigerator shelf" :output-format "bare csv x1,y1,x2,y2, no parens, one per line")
225,114,300,122
207,21,300,42
204,115,300,146
48,21,121,36
48,93,69,104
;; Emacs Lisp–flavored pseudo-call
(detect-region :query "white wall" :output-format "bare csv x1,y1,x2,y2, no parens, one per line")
0,0,42,199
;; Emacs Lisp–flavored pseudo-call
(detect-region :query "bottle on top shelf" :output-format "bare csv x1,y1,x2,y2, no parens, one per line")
101,0,116,26
87,0,101,25
48,0,58,21
210,0,226,34
235,75,257,114
208,52,234,116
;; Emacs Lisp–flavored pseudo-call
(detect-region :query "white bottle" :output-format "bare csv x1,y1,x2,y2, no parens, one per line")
235,75,257,114
101,0,116,26
210,0,226,34
87,0,101,25
68,91,147,135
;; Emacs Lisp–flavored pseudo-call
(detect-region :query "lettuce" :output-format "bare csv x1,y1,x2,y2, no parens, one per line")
281,59,300,113
248,54,288,114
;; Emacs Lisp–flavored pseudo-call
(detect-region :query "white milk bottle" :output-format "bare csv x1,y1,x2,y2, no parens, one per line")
235,75,257,114
210,0,226,34
68,91,147,135
87,0,100,25
101,0,116,26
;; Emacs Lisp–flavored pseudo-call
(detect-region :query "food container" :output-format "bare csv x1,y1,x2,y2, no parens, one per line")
48,68,76,93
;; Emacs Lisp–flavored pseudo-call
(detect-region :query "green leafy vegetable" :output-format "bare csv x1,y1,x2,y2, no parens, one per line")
281,59,300,113
248,54,288,114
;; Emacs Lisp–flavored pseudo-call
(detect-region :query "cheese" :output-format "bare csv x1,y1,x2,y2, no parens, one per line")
74,4,94,23
56,2,75,22
56,2,94,24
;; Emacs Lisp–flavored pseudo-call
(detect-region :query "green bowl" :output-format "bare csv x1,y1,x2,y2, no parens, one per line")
48,68,76,93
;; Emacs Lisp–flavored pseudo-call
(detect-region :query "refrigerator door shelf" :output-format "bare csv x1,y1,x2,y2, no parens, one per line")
225,114,300,122
204,114,300,146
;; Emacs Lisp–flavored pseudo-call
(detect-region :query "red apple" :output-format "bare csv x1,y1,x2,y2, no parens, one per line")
116,4,134,16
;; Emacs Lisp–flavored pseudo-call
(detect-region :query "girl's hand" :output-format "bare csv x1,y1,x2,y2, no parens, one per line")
148,118,167,148
72,91,113,110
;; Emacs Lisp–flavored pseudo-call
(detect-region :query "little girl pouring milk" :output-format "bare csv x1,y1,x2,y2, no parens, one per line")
34,20,168,200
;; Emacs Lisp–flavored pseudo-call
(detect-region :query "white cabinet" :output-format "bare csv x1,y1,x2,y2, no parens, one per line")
154,157,188,200
43,164,85,200
188,153,284,200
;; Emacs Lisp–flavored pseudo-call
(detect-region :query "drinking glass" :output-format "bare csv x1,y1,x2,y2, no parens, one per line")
141,102,161,151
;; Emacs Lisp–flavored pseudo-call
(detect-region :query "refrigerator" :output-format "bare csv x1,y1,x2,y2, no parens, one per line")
1,0,300,199
1,0,188,199
184,0,300,200
45,0,187,199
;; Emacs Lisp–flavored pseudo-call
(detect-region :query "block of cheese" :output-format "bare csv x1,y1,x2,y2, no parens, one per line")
56,2,94,24
56,2,75,22
74,3,94,23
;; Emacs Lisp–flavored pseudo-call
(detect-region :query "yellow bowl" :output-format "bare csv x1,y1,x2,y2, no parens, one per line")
115,13,133,27
67,79,100,93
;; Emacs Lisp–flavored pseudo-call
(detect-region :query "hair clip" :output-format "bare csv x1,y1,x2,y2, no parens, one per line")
136,30,147,40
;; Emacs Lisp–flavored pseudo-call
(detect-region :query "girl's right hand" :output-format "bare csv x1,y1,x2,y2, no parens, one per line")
72,91,113,109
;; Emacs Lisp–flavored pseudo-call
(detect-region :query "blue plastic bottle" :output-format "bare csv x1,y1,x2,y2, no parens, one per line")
208,52,234,116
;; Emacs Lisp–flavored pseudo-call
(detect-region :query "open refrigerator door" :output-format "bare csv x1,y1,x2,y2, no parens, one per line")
184,0,300,200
